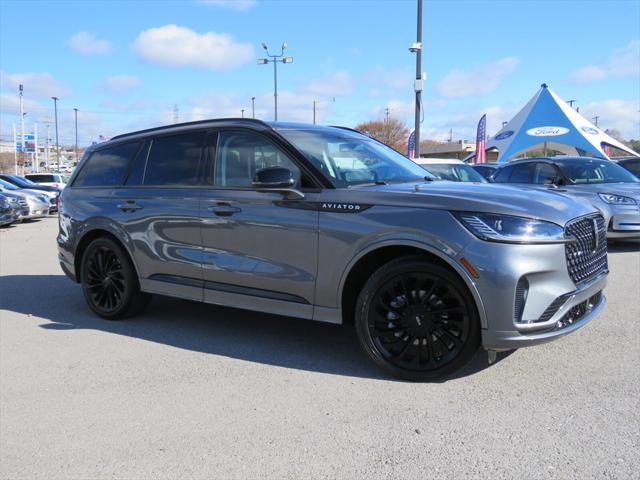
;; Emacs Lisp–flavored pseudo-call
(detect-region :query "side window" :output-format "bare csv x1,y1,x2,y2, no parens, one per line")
492,166,512,183
214,131,300,188
73,142,141,187
533,163,558,184
509,163,533,183
124,141,149,186
144,132,205,186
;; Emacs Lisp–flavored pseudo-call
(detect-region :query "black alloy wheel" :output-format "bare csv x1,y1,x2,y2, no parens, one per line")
81,237,150,319
355,256,480,381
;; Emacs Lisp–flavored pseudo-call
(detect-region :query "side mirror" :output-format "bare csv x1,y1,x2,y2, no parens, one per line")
252,167,295,189
252,167,304,200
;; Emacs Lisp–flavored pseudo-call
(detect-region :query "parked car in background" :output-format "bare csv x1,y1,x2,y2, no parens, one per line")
492,156,640,240
0,193,20,226
59,119,608,381
470,163,500,181
0,180,49,219
0,175,60,212
413,158,487,182
25,173,68,189
613,157,640,179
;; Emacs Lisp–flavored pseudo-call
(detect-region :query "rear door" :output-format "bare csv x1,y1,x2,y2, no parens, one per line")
111,130,207,301
199,129,320,318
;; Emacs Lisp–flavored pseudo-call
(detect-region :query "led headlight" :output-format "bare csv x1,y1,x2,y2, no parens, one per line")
453,212,567,244
598,193,636,205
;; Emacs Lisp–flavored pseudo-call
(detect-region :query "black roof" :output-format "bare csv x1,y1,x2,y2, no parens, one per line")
110,118,273,141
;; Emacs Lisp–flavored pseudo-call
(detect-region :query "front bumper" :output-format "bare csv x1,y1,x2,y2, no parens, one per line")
482,273,607,350
459,237,607,351
601,203,640,239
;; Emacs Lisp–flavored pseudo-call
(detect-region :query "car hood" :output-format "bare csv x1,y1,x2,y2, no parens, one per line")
344,181,597,226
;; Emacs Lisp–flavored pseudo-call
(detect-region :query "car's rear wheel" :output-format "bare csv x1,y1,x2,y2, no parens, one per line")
355,256,480,381
80,237,150,319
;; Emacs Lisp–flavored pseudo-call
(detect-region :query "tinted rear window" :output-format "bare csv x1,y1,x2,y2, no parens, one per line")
74,142,141,187
144,132,204,186
27,174,55,182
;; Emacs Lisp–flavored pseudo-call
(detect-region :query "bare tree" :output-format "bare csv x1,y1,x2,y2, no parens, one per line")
354,118,410,154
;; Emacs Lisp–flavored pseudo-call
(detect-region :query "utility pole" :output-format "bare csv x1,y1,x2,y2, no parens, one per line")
592,116,599,127
412,0,423,158
73,108,79,165
251,97,256,119
258,42,293,121
19,84,24,173
52,96,60,173
313,100,316,124
384,107,391,144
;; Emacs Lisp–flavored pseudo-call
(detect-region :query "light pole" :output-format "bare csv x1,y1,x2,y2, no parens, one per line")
241,109,245,118
73,108,78,164
592,116,599,127
258,42,293,121
313,100,316,124
52,96,60,173
251,97,256,119
409,0,423,158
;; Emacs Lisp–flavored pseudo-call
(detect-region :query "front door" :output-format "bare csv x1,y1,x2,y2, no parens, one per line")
199,129,319,318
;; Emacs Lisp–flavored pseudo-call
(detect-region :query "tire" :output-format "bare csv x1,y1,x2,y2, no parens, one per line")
80,237,150,320
355,256,480,381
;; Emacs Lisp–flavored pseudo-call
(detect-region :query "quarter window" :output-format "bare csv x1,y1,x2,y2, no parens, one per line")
144,132,205,186
533,163,558,184
214,131,300,188
74,142,141,187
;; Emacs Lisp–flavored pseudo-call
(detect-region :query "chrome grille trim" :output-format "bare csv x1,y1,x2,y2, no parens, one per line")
564,214,608,285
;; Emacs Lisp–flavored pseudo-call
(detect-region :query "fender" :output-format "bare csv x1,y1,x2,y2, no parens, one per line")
336,237,488,330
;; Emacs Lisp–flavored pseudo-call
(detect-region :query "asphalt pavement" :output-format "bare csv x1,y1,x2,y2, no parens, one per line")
1,217,639,479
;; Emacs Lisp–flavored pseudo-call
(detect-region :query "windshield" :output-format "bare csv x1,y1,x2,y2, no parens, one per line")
420,163,486,182
275,127,432,187
0,179,19,190
556,159,640,184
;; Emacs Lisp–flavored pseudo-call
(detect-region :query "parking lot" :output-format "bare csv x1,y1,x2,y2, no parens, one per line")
0,217,638,479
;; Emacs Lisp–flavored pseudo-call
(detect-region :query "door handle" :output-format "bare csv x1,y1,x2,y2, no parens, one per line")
207,203,242,216
117,201,143,212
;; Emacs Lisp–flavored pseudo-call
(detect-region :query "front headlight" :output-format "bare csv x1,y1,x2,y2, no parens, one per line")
598,193,636,205
453,212,566,244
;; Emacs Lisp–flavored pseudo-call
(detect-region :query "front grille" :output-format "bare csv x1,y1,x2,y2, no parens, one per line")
564,214,608,284
537,294,571,323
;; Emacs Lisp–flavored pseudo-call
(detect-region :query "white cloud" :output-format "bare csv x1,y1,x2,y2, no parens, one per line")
0,71,70,98
197,0,256,10
101,75,141,92
67,32,112,55
303,71,354,97
366,65,413,91
437,57,519,97
133,25,254,70
571,40,640,83
580,99,640,139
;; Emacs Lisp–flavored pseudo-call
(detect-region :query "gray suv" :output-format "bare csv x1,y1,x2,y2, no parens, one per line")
58,120,608,381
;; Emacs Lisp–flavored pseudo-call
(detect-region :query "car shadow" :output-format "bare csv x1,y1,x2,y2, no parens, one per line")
0,274,508,382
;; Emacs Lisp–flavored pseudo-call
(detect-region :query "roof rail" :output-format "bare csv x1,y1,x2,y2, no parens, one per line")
110,118,271,141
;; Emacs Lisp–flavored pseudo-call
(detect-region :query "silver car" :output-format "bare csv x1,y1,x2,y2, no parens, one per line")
57,120,609,381
492,157,640,240
0,180,49,219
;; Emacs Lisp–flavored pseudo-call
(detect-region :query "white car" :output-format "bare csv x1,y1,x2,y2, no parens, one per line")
24,173,68,189
0,184,49,219
413,158,487,183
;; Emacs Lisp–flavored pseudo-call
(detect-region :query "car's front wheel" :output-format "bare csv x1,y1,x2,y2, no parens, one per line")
355,256,480,381
80,237,150,319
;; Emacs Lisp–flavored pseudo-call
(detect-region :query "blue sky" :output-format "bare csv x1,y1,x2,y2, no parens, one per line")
1,0,638,147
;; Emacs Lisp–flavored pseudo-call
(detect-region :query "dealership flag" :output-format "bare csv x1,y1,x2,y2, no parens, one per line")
407,130,416,159
475,114,487,164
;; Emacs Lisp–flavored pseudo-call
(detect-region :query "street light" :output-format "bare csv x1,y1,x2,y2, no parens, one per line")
257,41,293,121
408,0,423,158
73,108,78,164
251,97,256,118
51,96,60,173
241,109,245,118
